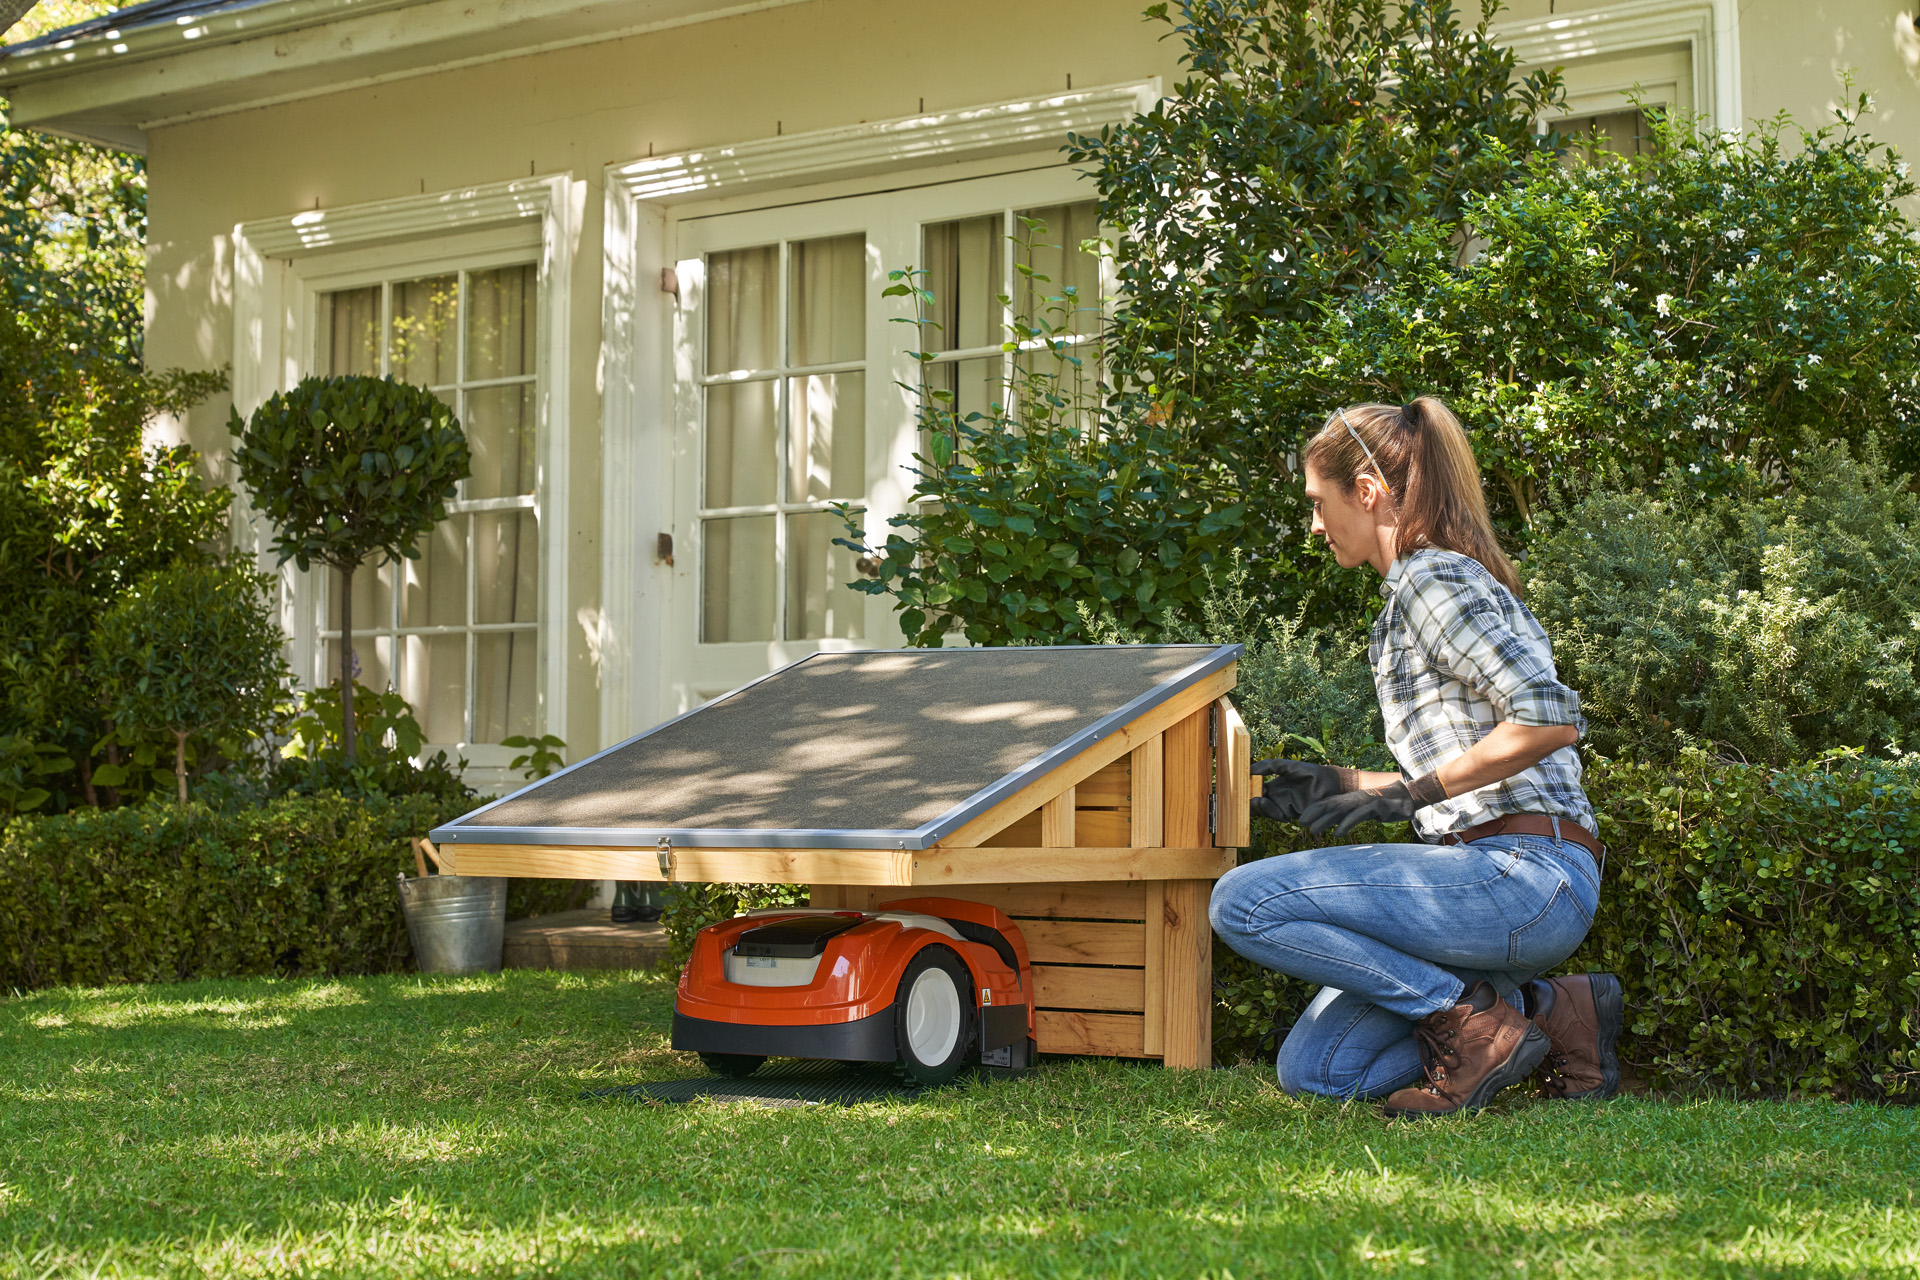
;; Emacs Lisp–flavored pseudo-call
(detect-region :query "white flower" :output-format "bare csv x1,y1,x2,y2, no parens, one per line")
1725,227,1746,242
1656,293,1675,317
1807,353,1823,365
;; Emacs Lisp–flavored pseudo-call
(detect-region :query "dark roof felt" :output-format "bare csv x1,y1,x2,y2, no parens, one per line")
442,645,1234,846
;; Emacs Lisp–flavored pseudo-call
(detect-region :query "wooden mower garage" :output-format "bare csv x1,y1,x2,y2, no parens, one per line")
430,644,1252,1069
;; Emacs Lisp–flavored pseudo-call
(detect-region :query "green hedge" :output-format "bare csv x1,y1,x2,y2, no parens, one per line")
1582,753,1920,1101
0,791,585,990
1215,754,1920,1101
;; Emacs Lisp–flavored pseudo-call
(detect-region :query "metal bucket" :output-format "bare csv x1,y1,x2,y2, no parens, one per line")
398,874,508,974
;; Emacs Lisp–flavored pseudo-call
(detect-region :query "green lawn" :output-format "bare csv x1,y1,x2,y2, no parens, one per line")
2,970,1916,1278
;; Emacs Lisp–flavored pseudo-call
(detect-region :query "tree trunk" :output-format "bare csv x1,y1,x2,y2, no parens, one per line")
173,730,189,804
340,562,357,761
79,751,99,809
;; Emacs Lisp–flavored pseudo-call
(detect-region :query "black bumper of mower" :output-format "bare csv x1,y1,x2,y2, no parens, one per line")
671,1009,899,1062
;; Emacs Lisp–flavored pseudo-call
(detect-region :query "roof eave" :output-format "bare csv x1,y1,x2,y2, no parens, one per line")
0,0,805,147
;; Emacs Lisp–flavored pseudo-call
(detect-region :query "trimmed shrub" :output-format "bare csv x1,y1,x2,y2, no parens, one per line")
1583,752,1920,1101
0,792,437,989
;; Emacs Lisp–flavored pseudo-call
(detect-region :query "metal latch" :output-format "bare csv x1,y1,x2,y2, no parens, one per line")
656,836,675,883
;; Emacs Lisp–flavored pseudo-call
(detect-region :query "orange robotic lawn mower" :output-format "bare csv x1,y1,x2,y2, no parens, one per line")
671,896,1035,1085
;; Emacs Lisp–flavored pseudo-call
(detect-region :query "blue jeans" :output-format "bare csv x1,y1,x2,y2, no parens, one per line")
1208,834,1600,1100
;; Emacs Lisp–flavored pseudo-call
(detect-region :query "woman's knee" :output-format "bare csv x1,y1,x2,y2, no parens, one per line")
1209,857,1305,941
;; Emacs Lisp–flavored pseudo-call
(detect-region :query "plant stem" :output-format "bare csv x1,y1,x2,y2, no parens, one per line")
340,562,357,762
173,730,188,804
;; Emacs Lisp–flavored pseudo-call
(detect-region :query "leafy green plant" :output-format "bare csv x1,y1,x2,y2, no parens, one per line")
1248,101,1920,565
229,375,469,759
1067,0,1564,449
283,680,427,765
1525,445,1920,766
89,562,292,803
0,735,73,815
502,733,567,781
839,255,1244,645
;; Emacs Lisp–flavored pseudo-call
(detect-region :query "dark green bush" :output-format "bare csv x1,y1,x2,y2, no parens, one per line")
660,881,809,970
0,791,439,989
1582,752,1920,1100
1526,446,1920,766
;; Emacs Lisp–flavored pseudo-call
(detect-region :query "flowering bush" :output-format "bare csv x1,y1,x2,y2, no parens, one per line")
1238,101,1920,626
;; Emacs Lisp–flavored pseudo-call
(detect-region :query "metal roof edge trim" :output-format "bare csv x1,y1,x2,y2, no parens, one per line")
428,642,1243,851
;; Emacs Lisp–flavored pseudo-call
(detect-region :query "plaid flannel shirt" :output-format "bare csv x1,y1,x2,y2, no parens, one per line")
1370,549,1594,841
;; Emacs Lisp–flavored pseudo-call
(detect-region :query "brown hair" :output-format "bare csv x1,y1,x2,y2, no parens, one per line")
1303,396,1523,597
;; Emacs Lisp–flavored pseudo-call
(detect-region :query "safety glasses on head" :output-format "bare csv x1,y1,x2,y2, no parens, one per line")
1337,407,1393,496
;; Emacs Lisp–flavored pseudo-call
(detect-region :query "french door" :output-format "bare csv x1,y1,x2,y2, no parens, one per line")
662,168,1102,713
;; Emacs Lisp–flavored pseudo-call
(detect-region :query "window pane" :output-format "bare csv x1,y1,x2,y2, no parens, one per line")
924,356,1006,423
390,275,459,386
701,515,775,643
323,634,393,694
327,559,394,633
474,511,539,625
787,372,865,503
707,245,779,375
403,634,467,744
465,383,537,500
788,233,865,367
1016,202,1102,341
704,379,778,508
923,214,1003,353
785,510,866,641
1562,109,1652,164
475,632,537,742
467,264,536,381
326,286,381,376
401,515,467,629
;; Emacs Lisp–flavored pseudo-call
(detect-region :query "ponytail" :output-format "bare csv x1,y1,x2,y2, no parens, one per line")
1302,396,1522,596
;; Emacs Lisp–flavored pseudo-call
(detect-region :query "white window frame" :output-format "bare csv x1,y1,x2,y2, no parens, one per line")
231,176,576,783
599,82,1157,742
1496,0,1741,132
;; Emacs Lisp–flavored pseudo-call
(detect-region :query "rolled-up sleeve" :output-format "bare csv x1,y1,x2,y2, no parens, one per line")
1395,558,1587,735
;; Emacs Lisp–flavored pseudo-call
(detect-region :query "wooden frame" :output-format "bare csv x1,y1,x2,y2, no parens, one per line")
434,663,1253,1068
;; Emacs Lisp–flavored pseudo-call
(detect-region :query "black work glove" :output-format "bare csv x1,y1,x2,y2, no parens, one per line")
1249,757,1358,822
1297,772,1450,839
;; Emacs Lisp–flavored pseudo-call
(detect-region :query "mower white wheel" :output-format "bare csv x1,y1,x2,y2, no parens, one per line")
892,945,976,1086
904,966,962,1063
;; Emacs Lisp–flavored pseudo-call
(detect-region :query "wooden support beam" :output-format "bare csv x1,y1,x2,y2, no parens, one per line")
1215,696,1251,848
1130,735,1164,848
1040,786,1076,847
1036,1009,1146,1057
1163,705,1213,849
910,846,1233,886
1159,878,1213,1069
1031,964,1145,1012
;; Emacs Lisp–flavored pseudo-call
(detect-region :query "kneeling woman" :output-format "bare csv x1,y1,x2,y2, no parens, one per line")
1210,398,1621,1117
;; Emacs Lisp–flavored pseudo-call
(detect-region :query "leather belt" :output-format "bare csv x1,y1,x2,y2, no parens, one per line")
1438,813,1602,862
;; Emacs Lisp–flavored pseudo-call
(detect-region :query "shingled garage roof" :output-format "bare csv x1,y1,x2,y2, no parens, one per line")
432,644,1242,851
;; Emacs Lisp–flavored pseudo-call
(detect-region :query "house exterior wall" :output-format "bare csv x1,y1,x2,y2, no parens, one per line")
131,0,1920,777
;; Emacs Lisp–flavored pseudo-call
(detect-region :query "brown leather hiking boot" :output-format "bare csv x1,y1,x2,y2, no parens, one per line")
1529,972,1624,1101
1383,982,1550,1118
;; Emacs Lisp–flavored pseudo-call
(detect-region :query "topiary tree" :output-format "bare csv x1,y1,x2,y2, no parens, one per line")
91,562,292,803
229,375,469,760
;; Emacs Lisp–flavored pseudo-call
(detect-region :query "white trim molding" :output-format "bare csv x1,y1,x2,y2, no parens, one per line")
611,82,1162,203
232,172,580,758
1497,0,1741,132
595,80,1156,746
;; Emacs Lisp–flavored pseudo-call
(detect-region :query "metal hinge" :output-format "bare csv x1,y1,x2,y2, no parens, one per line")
1209,704,1218,747
1208,793,1217,833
